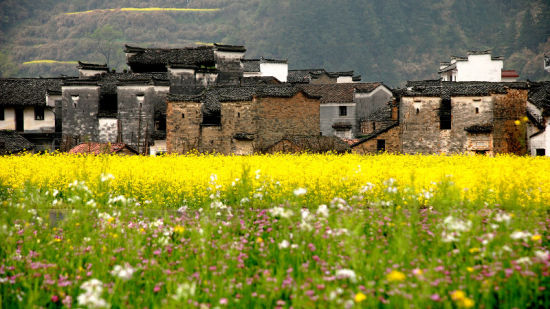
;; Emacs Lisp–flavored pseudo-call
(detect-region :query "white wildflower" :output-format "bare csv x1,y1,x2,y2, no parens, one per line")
173,282,196,301
335,269,357,283
253,192,263,200
100,173,115,182
78,279,109,309
239,197,250,205
510,231,532,241
278,240,290,249
316,204,329,218
443,216,472,232
534,250,549,261
494,213,512,224
110,264,135,281
515,257,532,265
269,207,294,219
360,183,374,193
330,197,349,210
210,200,227,210
254,169,261,180
293,188,307,196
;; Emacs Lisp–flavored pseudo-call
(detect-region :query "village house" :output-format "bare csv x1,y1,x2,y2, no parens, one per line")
526,81,550,156
301,83,393,139
398,80,529,155
242,58,289,82
439,50,519,82
166,84,322,155
0,78,65,151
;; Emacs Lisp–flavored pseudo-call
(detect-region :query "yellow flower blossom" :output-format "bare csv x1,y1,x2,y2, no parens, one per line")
451,290,466,302
256,237,263,243
387,270,406,282
532,234,542,241
469,247,480,254
466,267,474,273
174,225,185,234
354,292,367,303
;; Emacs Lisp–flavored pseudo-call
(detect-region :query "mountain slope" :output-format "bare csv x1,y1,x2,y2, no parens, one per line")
1,0,549,86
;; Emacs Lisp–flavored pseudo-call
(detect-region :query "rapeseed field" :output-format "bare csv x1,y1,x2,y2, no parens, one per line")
0,153,548,308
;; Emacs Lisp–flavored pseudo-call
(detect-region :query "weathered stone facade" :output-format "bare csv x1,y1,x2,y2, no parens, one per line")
400,82,529,155
166,90,320,154
61,84,101,142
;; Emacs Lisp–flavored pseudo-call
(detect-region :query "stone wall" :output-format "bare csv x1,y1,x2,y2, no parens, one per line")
255,92,320,149
352,125,401,154
166,102,202,153
118,85,168,152
400,96,493,154
167,92,320,154
62,86,100,142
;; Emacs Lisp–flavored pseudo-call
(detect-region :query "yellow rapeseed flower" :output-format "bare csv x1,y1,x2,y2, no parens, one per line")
256,237,263,243
174,225,185,234
451,290,466,302
460,297,475,308
532,234,542,241
469,247,480,254
354,292,367,303
466,267,474,273
387,270,406,282
514,120,521,126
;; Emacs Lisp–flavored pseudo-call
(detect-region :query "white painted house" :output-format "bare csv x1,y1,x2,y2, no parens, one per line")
439,50,519,82
242,58,288,82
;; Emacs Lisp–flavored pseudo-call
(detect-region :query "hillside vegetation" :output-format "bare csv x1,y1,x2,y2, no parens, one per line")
1,0,549,86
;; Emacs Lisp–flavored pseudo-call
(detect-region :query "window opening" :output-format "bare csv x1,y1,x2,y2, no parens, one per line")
339,106,347,116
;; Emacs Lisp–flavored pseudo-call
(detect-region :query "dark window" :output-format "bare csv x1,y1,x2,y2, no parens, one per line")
440,99,452,130
377,139,386,152
0,107,4,120
475,107,479,114
475,150,487,155
155,117,166,131
339,106,347,116
34,106,45,120
202,111,221,126
182,113,185,119
536,149,546,156
238,112,240,118
416,108,419,115
99,93,117,116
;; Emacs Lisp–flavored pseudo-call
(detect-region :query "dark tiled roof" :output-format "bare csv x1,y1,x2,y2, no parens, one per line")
0,78,65,106
332,122,352,129
242,59,260,72
0,130,35,154
302,83,381,103
464,124,493,133
351,122,399,147
242,76,281,85
214,43,246,53
260,58,287,64
78,61,108,70
124,44,215,66
352,75,362,82
287,69,326,83
402,81,529,98
69,142,138,155
528,81,550,115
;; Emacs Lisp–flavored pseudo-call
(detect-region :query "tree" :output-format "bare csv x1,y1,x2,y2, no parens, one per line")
89,24,123,68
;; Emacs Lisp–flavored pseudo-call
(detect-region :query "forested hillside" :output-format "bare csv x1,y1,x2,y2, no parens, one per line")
1,0,549,86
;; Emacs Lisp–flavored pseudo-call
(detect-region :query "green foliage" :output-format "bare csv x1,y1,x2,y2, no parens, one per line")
1,0,550,84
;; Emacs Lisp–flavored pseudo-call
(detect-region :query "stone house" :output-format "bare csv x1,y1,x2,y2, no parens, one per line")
439,50,519,82
302,83,393,139
0,78,64,151
166,84,321,154
526,81,550,156
399,81,529,155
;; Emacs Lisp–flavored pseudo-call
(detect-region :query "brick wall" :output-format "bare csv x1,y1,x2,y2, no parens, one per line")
166,102,202,153
62,86,100,142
